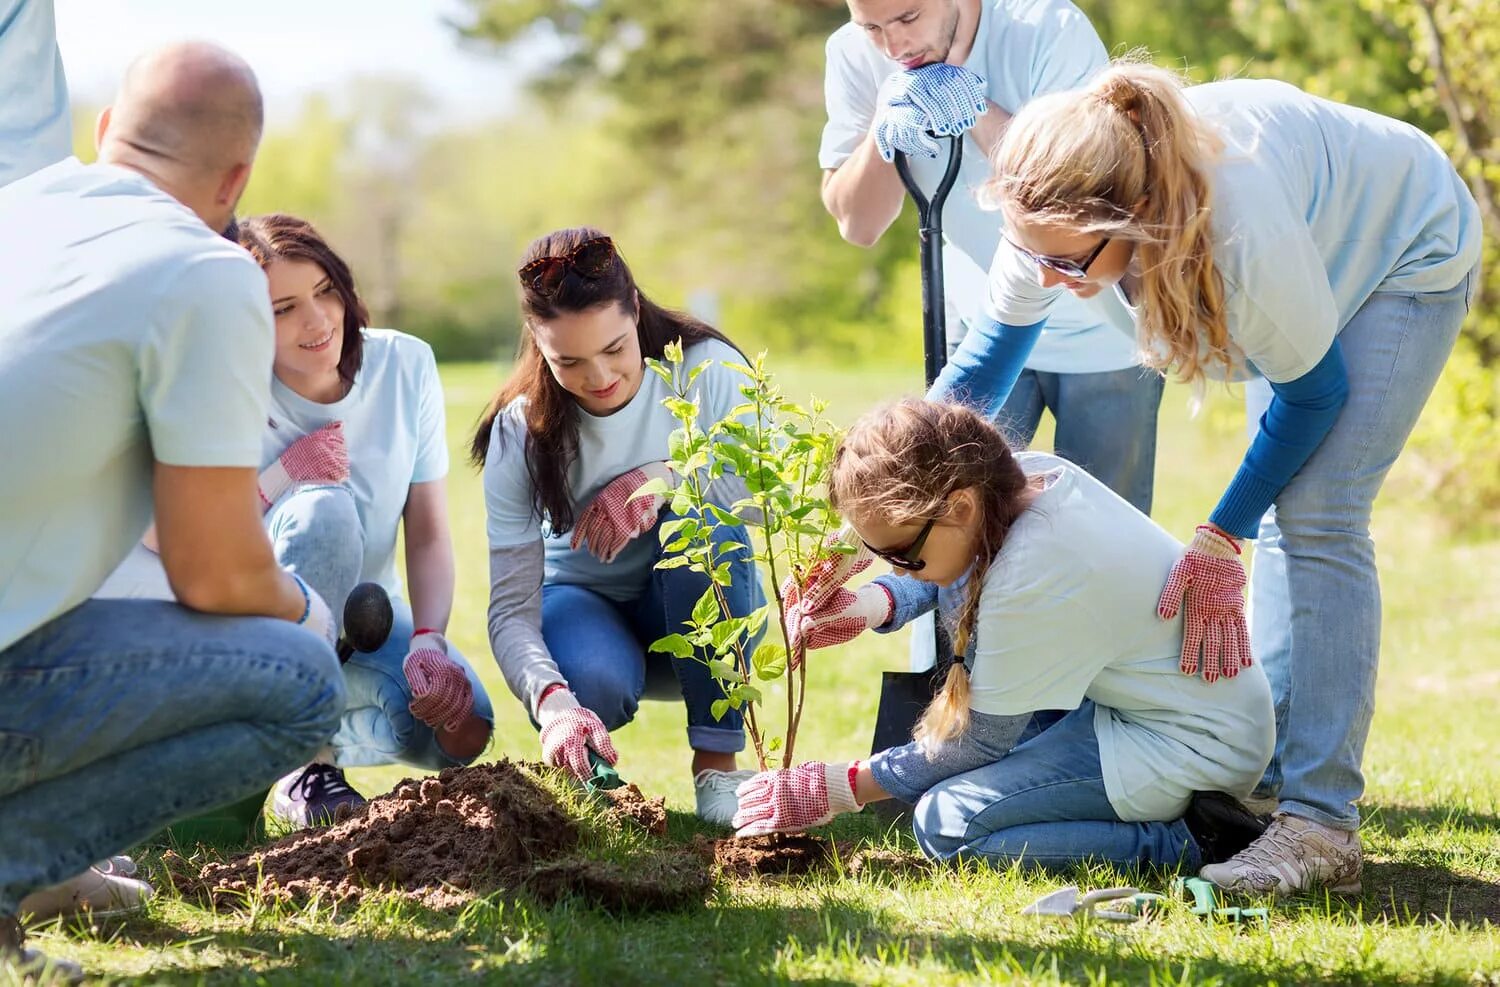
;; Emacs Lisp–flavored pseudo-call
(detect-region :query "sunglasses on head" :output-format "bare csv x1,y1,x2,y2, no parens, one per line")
1007,234,1110,280
517,236,616,295
863,517,936,572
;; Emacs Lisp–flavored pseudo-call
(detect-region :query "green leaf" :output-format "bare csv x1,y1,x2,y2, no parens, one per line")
731,684,762,704
710,617,747,653
706,504,741,527
707,658,741,680
711,698,731,721
629,476,674,502
746,604,773,636
767,736,783,752
653,555,693,571
649,633,695,659
691,588,720,627
663,339,683,364
751,643,787,680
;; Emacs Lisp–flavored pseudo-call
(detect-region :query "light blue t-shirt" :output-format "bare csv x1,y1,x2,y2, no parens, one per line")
0,158,274,651
484,338,747,603
264,329,450,596
970,454,1275,821
820,0,1138,373
986,78,1483,383
0,0,70,187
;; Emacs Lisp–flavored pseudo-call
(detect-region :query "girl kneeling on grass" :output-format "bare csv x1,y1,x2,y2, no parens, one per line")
474,227,765,825
734,399,1275,874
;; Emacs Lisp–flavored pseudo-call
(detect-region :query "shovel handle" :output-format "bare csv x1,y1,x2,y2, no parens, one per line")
587,749,624,791
894,135,962,390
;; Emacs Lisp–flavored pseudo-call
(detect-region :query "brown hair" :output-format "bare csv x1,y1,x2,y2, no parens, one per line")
985,58,1232,385
830,399,1031,747
237,213,368,387
468,226,737,534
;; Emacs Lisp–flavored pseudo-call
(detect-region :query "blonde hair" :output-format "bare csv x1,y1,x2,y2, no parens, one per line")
829,400,1030,748
985,58,1234,385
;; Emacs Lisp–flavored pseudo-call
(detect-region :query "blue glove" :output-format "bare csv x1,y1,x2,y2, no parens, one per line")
877,64,988,139
873,102,942,162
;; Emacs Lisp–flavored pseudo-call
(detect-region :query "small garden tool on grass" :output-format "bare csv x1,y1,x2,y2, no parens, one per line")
585,749,625,793
1022,885,1167,923
1172,876,1271,926
869,135,965,818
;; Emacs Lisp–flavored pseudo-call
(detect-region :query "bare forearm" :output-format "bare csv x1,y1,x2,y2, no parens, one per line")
405,536,456,633
967,100,1011,164
822,135,907,248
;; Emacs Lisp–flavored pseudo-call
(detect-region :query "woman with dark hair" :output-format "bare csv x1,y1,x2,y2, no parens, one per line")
97,213,494,827
475,227,763,825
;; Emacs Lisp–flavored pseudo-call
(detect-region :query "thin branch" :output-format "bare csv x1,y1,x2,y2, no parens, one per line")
1413,0,1500,231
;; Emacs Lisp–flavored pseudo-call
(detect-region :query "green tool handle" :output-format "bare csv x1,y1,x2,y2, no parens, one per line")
588,748,624,790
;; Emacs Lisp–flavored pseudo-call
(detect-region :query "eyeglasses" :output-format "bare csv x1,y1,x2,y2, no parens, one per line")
517,236,616,295
863,517,936,572
1007,235,1110,280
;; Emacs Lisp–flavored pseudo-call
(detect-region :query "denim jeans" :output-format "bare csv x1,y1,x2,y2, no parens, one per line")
911,703,1200,871
0,599,344,914
540,511,765,754
268,486,494,770
1244,269,1477,830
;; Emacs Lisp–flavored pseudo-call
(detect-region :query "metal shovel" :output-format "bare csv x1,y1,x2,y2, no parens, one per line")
1022,885,1166,923
868,136,965,799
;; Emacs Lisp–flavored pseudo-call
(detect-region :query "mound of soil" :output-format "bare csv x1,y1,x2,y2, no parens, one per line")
701,833,834,879
177,761,705,913
599,783,668,836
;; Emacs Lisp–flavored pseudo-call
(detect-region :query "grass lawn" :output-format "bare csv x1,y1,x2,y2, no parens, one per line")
26,360,1500,985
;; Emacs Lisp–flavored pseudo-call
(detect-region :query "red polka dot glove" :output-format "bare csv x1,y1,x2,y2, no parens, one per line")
1157,524,1253,682
732,761,861,836
570,462,677,564
258,421,350,512
781,532,891,665
537,687,618,781
403,632,474,731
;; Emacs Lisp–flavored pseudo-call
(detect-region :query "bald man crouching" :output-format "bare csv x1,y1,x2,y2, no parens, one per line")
0,42,345,980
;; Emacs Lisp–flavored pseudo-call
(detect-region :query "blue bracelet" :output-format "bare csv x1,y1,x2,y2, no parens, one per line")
291,573,311,624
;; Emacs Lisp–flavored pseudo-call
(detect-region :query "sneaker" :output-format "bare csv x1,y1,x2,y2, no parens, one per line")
1199,812,1362,896
1183,791,1271,865
1242,793,1280,816
271,763,367,828
94,856,137,878
1,914,84,985
694,768,757,827
17,867,155,921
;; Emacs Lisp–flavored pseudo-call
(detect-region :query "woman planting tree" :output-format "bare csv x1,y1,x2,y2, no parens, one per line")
735,399,1276,876
474,227,765,825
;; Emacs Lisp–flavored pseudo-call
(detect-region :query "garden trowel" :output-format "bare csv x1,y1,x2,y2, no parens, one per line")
1022,885,1165,923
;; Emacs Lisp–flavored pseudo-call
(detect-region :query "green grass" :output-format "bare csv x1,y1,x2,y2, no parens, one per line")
25,362,1500,985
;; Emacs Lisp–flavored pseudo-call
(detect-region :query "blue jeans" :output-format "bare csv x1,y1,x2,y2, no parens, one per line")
0,599,344,914
540,512,765,754
268,486,494,770
1245,270,1477,830
998,366,1164,515
911,704,1200,871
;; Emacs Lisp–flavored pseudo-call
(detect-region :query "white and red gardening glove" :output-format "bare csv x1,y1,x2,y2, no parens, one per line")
258,421,350,512
536,686,619,780
1157,524,1253,683
733,760,861,836
782,534,890,664
403,631,475,731
570,462,677,564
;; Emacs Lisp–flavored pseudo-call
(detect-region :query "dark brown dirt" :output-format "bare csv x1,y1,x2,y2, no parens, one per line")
844,848,934,880
599,783,668,836
526,852,713,912
178,761,706,913
701,833,834,878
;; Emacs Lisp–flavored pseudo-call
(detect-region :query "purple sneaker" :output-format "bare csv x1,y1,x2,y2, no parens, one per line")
271,763,366,828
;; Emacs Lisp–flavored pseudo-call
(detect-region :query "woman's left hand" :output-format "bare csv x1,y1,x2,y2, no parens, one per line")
403,631,475,730
571,462,677,563
1157,524,1253,682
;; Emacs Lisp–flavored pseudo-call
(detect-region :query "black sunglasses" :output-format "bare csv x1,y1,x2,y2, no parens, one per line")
864,517,936,572
1007,235,1110,280
517,236,616,295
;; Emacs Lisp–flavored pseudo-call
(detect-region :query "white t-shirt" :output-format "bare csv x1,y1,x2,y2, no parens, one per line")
97,328,449,600
969,453,1275,821
0,0,70,188
263,329,448,595
985,79,1484,383
0,158,273,650
484,338,747,602
820,0,1138,374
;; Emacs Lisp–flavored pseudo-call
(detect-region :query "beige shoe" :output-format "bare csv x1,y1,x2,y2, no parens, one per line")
17,866,155,921
1199,812,1362,896
694,768,757,827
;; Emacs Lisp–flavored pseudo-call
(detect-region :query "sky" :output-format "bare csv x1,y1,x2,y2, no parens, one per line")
53,0,554,123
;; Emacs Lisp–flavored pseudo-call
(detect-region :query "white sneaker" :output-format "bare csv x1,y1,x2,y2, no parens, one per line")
1199,812,1363,896
17,866,154,921
694,768,757,827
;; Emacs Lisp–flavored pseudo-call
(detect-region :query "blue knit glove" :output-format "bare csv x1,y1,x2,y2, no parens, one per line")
874,102,942,161
878,64,988,139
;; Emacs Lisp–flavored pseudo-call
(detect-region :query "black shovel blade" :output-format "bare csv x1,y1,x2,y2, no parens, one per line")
871,668,943,754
